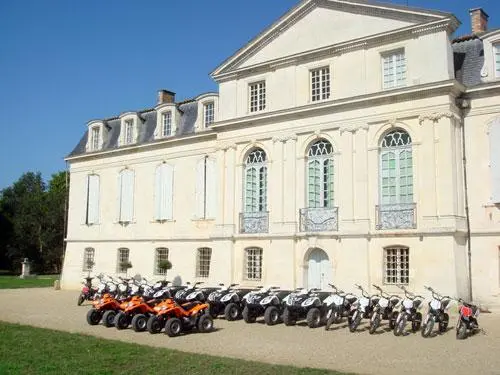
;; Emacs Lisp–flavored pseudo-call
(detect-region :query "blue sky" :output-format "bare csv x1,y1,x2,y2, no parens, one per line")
0,0,498,189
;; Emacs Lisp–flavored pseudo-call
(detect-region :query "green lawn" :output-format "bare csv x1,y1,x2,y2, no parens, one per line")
0,275,58,289
0,322,353,375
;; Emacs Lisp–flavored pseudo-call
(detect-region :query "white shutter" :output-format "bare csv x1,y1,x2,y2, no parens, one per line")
206,158,216,218
84,175,90,224
154,166,163,220
87,175,100,224
195,159,205,218
490,121,500,203
164,164,173,220
119,170,134,222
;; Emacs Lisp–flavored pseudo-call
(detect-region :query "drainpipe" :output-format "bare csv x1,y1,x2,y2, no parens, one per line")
457,96,473,302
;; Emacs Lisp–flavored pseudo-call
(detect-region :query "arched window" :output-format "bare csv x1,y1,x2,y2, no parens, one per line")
307,139,334,208
83,247,95,271
244,148,267,213
196,247,212,278
154,247,169,275
245,247,263,280
379,130,413,205
384,246,409,285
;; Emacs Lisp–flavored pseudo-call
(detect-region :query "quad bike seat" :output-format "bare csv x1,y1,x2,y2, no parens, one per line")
180,301,201,312
347,297,357,304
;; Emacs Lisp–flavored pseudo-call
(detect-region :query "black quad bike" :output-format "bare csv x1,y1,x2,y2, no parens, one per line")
242,286,292,325
368,284,401,334
282,288,331,328
208,283,256,321
393,285,424,337
421,286,452,338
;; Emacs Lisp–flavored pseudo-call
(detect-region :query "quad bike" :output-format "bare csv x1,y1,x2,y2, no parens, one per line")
324,284,358,331
348,284,379,333
393,285,424,337
208,283,256,321
86,293,133,326
421,286,452,338
173,282,204,304
456,298,480,340
368,284,401,334
282,288,331,328
147,300,213,337
114,289,171,331
242,286,292,325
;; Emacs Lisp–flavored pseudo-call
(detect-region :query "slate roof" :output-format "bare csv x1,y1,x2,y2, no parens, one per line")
68,100,200,158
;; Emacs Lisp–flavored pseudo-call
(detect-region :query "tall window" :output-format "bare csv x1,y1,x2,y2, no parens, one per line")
244,148,267,213
162,112,172,137
495,44,500,77
124,119,134,144
83,247,95,271
118,169,134,223
85,174,100,225
384,247,409,285
249,81,266,113
203,102,214,127
245,247,263,280
90,127,100,151
155,248,169,275
154,164,173,221
117,248,130,273
196,247,212,278
307,140,334,208
382,50,406,89
195,157,216,219
311,67,330,102
379,130,413,205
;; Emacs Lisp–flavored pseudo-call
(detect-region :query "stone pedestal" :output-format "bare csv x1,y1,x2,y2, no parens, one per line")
20,258,31,279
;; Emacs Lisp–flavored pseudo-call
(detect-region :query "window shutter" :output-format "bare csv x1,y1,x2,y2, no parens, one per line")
195,159,205,218
164,164,173,220
490,121,500,203
206,158,216,218
119,170,134,222
87,175,100,224
154,166,164,220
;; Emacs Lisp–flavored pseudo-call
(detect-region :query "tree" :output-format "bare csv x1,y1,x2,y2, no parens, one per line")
158,259,172,280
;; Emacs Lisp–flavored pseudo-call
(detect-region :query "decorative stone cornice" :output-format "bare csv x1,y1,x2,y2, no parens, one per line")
272,134,298,143
215,142,237,151
340,123,367,134
418,112,457,125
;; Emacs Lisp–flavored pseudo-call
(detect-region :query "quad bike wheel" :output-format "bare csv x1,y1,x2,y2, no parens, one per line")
102,310,117,328
369,314,380,335
438,313,449,333
306,307,321,328
131,314,148,332
224,303,240,321
198,314,214,333
77,293,85,306
421,318,434,338
86,308,102,325
264,306,280,326
165,317,182,337
282,308,296,326
147,316,163,334
114,312,129,330
456,321,468,340
242,306,256,323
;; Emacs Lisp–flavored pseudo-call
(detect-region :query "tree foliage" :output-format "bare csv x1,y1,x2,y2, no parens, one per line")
0,171,68,274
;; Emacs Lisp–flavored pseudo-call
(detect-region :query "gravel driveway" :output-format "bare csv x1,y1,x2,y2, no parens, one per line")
0,288,499,375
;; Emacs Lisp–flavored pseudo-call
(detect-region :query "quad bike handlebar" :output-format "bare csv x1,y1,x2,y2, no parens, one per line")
425,286,452,302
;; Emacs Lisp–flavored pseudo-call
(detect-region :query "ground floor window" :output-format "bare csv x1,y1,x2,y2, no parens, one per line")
196,247,212,278
384,246,409,285
117,248,130,273
245,247,263,280
83,247,95,271
155,248,169,275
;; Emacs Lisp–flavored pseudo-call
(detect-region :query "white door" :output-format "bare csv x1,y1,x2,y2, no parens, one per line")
307,248,332,290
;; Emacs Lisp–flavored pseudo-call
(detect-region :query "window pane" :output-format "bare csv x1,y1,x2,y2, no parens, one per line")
384,247,409,285
155,248,169,275
246,247,262,280
196,248,212,278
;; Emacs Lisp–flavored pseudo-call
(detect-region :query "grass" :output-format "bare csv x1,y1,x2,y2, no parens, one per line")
0,321,354,375
0,275,58,289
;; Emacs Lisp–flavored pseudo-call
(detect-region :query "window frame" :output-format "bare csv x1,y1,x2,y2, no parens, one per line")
310,66,331,102
162,111,172,137
203,102,215,127
154,247,169,275
494,43,500,78
196,247,212,278
249,81,266,113
307,139,334,208
381,49,406,90
244,148,267,213
90,126,100,151
383,246,409,285
124,119,134,145
117,248,130,273
245,247,263,281
83,247,95,272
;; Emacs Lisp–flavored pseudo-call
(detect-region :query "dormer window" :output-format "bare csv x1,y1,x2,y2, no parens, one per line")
119,114,139,146
86,121,105,152
90,127,100,151
124,119,134,145
204,102,214,127
162,111,172,137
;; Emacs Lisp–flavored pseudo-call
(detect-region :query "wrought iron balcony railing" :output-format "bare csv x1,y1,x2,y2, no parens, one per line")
299,207,339,232
239,211,269,234
376,203,416,230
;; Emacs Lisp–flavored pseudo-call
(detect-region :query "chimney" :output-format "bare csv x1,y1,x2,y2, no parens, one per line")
157,89,176,105
469,8,488,34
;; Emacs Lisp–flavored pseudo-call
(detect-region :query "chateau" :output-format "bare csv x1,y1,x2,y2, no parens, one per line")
61,0,500,306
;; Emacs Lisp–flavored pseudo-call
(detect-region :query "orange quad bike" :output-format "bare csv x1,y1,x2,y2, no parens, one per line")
152,300,214,337
114,290,171,331
86,293,135,327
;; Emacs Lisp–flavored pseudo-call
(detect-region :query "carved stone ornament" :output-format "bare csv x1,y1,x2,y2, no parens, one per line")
418,112,455,125
215,143,237,151
272,134,298,143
